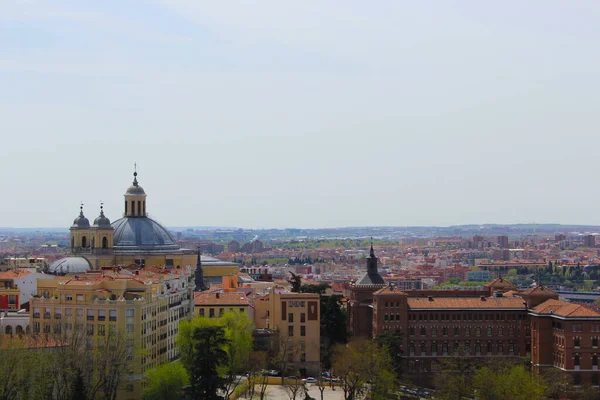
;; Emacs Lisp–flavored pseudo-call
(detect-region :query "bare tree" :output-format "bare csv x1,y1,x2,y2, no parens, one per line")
284,376,306,400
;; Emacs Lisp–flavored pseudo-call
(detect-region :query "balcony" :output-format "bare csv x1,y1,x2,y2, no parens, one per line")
33,313,40,318
87,316,94,321
54,314,62,319
98,316,105,321
43,313,51,319
109,316,117,322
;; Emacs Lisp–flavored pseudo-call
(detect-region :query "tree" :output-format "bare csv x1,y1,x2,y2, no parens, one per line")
434,344,476,400
374,332,403,378
320,294,348,368
189,326,229,400
247,351,269,400
288,272,302,292
178,310,254,399
331,339,395,400
143,362,189,400
284,376,306,400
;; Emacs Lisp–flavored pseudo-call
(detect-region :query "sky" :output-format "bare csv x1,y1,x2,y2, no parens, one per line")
1,0,599,229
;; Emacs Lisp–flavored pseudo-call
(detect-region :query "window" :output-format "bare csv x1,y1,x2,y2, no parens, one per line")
431,343,437,354
409,343,415,355
98,310,105,321
126,309,134,317
409,327,415,336
109,310,117,321
199,309,205,317
420,343,426,354
575,337,581,347
301,353,306,362
76,294,84,301
509,343,515,353
575,355,580,366
454,327,459,336
288,326,294,337
487,327,492,336
209,308,215,318
476,343,481,354
87,310,94,321
289,313,294,323
66,295,73,301
219,308,224,317
301,326,306,337
573,324,583,333
498,327,502,336
431,327,437,337
239,308,245,313
87,324,94,336
98,325,105,336
593,338,598,348
465,327,470,337
476,328,481,336
126,324,134,333
487,342,492,353
443,327,448,336
420,327,426,336
65,308,72,317
594,355,598,367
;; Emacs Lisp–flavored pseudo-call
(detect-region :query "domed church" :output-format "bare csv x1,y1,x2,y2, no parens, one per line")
66,170,198,270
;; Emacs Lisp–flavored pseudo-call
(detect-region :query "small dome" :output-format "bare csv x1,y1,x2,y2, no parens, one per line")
126,184,146,196
72,208,90,229
93,207,111,228
47,257,92,274
125,171,146,196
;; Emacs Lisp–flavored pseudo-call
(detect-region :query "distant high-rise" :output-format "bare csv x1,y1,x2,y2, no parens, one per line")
497,235,509,249
584,235,596,248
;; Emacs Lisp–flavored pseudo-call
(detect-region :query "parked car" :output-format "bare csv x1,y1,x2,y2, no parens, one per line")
267,370,279,376
302,377,317,384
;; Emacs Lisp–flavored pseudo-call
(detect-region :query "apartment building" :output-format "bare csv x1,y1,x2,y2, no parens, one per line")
254,288,320,376
193,291,251,318
29,266,194,397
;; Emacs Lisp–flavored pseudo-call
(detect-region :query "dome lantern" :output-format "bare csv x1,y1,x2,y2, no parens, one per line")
124,164,147,217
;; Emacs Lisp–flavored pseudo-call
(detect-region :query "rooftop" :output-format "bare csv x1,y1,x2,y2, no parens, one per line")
407,296,526,310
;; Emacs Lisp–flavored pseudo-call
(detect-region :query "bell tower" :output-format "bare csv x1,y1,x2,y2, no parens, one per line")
124,164,147,217
70,203,92,253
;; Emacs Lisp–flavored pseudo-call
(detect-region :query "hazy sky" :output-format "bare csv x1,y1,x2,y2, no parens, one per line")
1,1,599,229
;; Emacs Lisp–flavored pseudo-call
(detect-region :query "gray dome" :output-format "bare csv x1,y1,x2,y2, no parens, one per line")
93,208,111,228
126,184,146,196
48,257,92,274
125,171,146,196
72,210,90,229
111,216,179,251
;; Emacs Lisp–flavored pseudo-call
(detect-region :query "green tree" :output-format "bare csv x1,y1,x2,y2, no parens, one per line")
320,294,348,368
374,332,403,378
288,272,302,292
434,344,475,400
143,362,189,400
189,326,229,400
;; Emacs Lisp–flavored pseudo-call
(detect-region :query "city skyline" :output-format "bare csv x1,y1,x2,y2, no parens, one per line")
2,1,600,228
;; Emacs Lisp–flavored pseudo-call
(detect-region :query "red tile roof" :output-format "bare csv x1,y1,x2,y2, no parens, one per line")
407,296,526,310
531,299,600,318
193,292,249,306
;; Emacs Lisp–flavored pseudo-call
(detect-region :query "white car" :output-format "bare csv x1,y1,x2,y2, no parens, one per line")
302,377,317,384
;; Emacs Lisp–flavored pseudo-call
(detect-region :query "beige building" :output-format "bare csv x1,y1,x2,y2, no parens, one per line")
254,288,320,376
29,266,194,399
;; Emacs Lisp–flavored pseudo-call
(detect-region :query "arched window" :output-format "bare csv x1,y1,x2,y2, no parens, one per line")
593,355,598,367
143,201,146,215
137,201,141,216
487,342,492,354
81,236,87,248
125,200,128,214
15,325,23,335
91,237,95,249
131,201,135,215
5,326,12,335
102,237,108,249
575,355,580,366
71,237,74,248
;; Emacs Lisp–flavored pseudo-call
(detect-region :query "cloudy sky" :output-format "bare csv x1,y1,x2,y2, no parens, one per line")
1,1,599,229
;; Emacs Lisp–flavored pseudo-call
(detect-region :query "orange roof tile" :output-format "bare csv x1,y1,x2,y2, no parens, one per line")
407,297,526,310
484,278,516,290
519,285,558,298
193,292,249,306
531,299,600,318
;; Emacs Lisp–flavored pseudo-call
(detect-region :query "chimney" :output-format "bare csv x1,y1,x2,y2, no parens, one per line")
428,296,434,302
135,270,140,276
216,293,220,299
480,296,486,301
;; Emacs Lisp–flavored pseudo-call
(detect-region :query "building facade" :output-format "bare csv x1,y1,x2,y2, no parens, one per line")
254,288,320,376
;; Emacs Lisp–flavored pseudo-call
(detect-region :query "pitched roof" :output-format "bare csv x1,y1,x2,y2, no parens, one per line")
193,292,249,306
531,299,600,318
484,278,516,290
355,272,385,286
407,296,526,310
373,285,407,296
519,285,559,298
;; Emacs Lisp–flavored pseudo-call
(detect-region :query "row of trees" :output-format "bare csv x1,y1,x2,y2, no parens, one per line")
0,330,133,400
